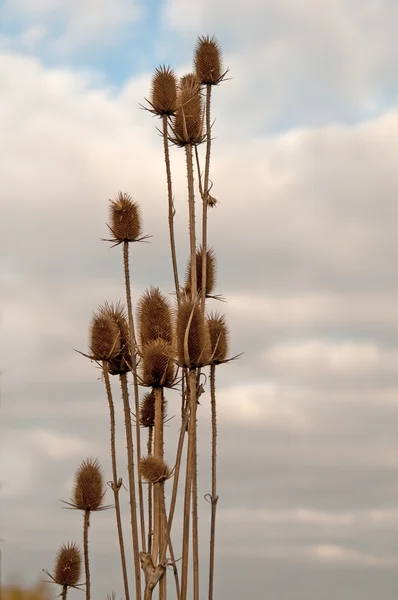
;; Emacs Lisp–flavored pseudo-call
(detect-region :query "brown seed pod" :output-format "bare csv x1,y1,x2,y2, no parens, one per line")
137,287,174,346
207,312,229,363
53,542,82,587
139,456,170,483
100,301,131,375
141,339,176,388
171,73,204,146
150,65,177,116
108,192,142,243
89,310,121,361
185,246,216,297
194,35,224,85
176,293,211,368
72,458,105,511
139,390,167,427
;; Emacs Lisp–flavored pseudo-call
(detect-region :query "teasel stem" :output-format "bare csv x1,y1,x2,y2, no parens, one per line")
83,509,90,600
185,144,197,295
102,361,130,600
208,363,218,600
160,487,181,600
152,387,167,600
190,369,199,600
123,240,146,555
162,114,180,298
62,586,68,600
167,396,190,535
120,372,142,600
201,83,213,316
147,426,153,555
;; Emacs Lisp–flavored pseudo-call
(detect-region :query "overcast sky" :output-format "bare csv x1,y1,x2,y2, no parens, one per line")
1,0,398,599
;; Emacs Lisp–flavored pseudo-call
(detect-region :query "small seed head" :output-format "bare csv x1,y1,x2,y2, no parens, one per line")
54,542,82,587
171,74,204,146
100,302,131,375
72,457,105,511
185,246,216,297
139,455,171,483
108,192,142,243
176,293,211,367
137,287,174,347
140,390,167,427
207,312,229,363
141,339,176,388
150,66,177,116
89,311,121,361
194,35,223,84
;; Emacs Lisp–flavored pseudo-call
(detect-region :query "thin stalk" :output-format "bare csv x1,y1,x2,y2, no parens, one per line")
152,387,166,600
147,426,153,556
208,364,218,600
120,372,142,600
160,488,181,600
123,240,146,555
185,144,197,295
201,83,213,316
102,362,130,600
83,510,90,600
62,586,67,600
167,400,189,534
190,369,199,600
162,114,180,297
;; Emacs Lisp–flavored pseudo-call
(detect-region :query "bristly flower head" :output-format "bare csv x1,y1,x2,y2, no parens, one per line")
139,390,167,427
141,339,176,388
194,35,226,85
139,456,171,483
149,66,177,116
176,293,211,368
106,192,143,245
184,246,216,298
71,458,106,512
169,73,205,146
53,542,82,588
137,287,174,347
89,310,121,361
100,301,131,375
207,312,229,364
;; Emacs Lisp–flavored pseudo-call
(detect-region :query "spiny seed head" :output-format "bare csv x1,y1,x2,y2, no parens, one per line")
207,312,229,363
141,339,176,388
171,73,204,146
89,310,121,361
139,456,170,483
72,457,105,511
108,192,142,243
139,391,167,427
176,293,211,368
185,246,216,297
150,66,177,116
137,287,173,346
100,302,131,375
194,35,224,85
54,542,82,587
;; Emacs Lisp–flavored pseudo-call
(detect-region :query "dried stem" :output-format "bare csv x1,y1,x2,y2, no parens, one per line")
62,586,68,600
148,426,153,556
83,509,90,600
123,241,146,556
102,362,130,600
208,364,218,600
167,400,189,534
160,488,181,600
120,372,142,600
201,83,213,315
190,369,199,600
162,114,180,298
185,144,197,295
152,387,166,600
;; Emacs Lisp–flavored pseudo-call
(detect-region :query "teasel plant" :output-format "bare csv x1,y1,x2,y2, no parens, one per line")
43,542,83,600
44,32,237,600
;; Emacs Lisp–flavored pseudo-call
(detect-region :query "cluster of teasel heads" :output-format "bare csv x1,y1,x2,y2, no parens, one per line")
43,35,237,600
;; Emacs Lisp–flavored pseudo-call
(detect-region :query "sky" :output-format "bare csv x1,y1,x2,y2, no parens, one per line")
1,0,398,598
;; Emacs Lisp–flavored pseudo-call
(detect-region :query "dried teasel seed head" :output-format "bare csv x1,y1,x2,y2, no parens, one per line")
54,542,82,587
141,339,176,388
171,73,204,146
150,66,177,116
139,455,170,483
207,312,229,363
72,457,105,511
89,310,121,361
100,301,131,375
176,293,211,368
139,390,167,427
108,192,142,243
137,287,173,346
185,246,216,297
194,35,223,85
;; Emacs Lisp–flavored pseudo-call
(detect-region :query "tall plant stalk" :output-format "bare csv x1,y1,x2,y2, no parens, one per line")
200,84,213,314
208,363,218,600
162,114,180,297
83,510,90,600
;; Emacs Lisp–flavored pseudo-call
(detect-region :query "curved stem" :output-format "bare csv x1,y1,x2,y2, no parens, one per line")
102,361,130,600
185,144,197,296
123,241,146,557
162,114,180,298
208,364,218,600
120,372,142,600
83,510,90,600
201,83,213,315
